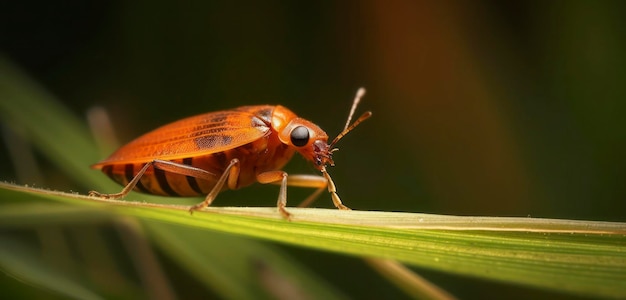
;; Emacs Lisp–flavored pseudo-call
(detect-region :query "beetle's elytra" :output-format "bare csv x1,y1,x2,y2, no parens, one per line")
89,88,371,219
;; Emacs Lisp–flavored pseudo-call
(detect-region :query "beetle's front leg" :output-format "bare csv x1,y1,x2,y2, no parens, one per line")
258,170,351,219
286,172,351,210
320,167,351,211
257,171,291,219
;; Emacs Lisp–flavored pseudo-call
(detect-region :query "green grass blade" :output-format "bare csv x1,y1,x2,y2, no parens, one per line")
144,221,347,300
2,183,625,299
0,195,348,300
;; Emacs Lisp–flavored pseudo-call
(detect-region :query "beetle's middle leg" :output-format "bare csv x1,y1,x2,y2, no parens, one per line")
189,158,240,213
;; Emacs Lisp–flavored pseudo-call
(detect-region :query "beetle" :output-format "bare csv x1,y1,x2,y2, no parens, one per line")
89,88,371,219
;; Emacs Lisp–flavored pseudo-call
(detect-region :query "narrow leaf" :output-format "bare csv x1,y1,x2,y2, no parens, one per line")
2,183,625,299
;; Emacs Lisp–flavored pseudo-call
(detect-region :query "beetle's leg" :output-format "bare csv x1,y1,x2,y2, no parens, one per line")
280,169,350,210
279,174,327,208
272,169,350,210
151,160,217,181
321,168,350,210
89,162,153,199
257,171,291,219
89,159,217,199
258,171,351,219
189,158,240,213
287,171,350,210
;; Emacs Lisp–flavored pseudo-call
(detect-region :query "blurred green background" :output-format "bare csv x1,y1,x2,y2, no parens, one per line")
1,1,625,298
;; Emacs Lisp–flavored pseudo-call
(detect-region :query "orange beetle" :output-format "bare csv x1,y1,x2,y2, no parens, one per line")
90,88,371,219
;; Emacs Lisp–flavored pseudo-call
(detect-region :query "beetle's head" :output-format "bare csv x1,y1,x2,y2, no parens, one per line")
280,97,371,171
278,118,333,170
276,88,371,171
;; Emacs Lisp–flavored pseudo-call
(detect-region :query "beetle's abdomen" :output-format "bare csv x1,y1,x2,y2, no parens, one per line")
100,132,296,197
101,155,221,197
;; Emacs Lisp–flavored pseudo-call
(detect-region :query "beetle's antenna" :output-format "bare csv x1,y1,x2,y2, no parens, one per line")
330,111,372,149
343,87,366,132
329,88,372,149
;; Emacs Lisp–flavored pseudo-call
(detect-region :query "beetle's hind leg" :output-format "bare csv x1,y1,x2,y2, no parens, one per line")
89,162,153,199
89,159,218,199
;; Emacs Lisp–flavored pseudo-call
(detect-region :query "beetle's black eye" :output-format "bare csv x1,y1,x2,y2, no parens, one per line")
290,126,310,147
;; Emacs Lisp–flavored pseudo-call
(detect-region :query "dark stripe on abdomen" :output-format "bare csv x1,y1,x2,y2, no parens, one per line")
125,163,149,193
183,157,204,194
154,167,180,196
102,165,124,188
103,165,114,180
